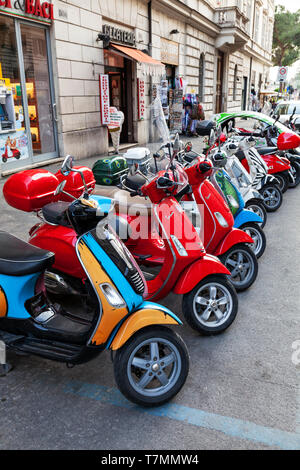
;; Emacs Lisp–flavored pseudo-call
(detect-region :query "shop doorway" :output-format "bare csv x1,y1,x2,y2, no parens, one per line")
104,50,134,144
215,51,224,114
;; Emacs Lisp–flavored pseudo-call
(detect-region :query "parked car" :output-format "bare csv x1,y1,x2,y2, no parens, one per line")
273,101,300,131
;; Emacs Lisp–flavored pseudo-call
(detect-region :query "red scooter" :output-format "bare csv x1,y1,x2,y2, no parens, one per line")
4,157,239,336
120,150,258,292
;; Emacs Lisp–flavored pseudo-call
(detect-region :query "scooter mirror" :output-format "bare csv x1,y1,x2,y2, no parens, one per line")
216,125,222,139
54,180,67,196
185,142,192,152
154,149,165,161
173,133,180,153
61,155,74,176
209,129,216,146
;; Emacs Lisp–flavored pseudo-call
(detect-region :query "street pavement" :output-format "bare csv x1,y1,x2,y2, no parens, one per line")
0,137,300,450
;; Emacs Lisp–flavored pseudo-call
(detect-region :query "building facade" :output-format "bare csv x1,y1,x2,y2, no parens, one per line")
0,0,274,175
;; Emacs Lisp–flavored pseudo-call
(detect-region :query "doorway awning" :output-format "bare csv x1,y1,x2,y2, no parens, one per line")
110,43,165,76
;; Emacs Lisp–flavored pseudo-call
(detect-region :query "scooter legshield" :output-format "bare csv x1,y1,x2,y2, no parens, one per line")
213,228,254,257
108,302,182,350
173,254,230,295
234,209,263,228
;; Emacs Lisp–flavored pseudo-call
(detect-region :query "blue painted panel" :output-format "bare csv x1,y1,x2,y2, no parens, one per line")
234,209,263,228
0,272,40,319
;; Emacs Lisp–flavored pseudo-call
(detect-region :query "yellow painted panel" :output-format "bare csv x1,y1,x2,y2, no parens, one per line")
0,287,8,318
110,309,179,350
77,240,128,345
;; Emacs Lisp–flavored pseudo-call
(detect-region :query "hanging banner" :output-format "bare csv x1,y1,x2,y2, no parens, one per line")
137,79,145,121
99,74,110,125
108,107,124,154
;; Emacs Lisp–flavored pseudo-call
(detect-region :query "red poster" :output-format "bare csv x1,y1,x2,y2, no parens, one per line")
99,74,110,125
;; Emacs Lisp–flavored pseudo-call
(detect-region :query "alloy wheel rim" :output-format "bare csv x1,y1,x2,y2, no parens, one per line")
127,338,181,397
262,187,280,208
193,282,233,327
243,226,263,257
224,249,255,287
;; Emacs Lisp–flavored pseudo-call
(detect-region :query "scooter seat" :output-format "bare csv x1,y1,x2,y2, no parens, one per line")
0,231,54,276
256,147,278,156
42,202,71,226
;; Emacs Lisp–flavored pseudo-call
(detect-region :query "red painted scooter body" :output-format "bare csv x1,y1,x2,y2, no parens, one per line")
29,223,85,279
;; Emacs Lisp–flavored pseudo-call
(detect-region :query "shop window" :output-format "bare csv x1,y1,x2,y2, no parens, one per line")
199,54,205,103
233,64,238,101
20,24,55,156
0,17,29,165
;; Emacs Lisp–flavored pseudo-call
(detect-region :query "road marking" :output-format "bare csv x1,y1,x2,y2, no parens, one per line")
64,381,300,450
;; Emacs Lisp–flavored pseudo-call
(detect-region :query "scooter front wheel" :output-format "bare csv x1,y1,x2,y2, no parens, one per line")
274,172,289,193
260,184,282,212
289,161,300,188
182,275,238,335
114,326,189,407
240,222,266,259
219,244,258,292
245,199,267,229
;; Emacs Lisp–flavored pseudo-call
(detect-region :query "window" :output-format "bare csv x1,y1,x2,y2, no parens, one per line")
233,64,238,101
199,53,205,102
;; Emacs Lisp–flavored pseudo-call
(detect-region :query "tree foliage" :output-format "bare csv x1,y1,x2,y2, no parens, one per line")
272,5,300,66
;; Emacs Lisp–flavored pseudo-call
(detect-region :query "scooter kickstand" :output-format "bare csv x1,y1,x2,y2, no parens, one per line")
0,363,13,377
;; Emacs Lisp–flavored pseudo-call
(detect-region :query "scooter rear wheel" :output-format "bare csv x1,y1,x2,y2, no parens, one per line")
219,244,258,292
245,199,267,229
182,275,238,335
114,326,189,407
260,184,282,212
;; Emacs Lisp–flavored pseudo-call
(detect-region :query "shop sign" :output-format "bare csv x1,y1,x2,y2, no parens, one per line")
161,39,179,66
102,24,136,46
137,79,145,120
99,74,110,125
0,0,53,23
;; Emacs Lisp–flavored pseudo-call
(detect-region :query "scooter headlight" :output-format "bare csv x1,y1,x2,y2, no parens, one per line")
171,235,188,257
214,212,229,228
100,283,126,308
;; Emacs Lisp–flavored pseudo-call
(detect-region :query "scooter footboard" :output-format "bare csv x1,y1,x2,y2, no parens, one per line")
173,254,230,295
108,303,181,351
214,228,253,257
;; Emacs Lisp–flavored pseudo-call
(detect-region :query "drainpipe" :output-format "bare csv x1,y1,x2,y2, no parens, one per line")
148,0,152,56
148,1,153,142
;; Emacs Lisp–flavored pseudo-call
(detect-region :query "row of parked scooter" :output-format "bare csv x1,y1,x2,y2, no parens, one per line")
0,119,299,408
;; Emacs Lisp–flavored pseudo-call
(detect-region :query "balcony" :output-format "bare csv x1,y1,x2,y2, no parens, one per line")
215,6,250,53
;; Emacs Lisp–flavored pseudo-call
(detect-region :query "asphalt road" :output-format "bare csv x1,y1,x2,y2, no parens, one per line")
0,142,300,450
